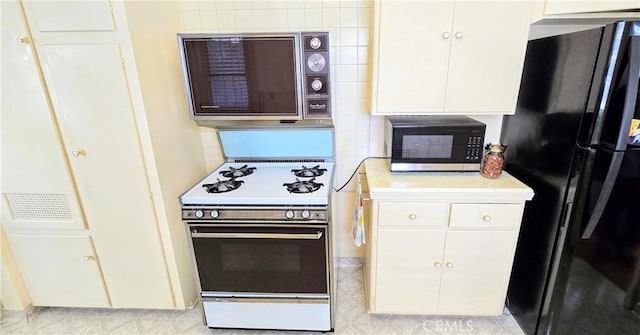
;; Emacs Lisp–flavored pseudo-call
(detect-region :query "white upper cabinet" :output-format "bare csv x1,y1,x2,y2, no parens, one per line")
24,0,115,32
371,1,533,115
374,1,454,114
544,0,640,15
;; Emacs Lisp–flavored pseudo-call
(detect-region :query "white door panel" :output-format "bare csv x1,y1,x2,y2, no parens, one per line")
41,43,173,308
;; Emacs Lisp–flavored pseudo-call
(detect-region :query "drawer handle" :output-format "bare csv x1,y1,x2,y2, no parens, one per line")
434,261,442,268
408,213,417,220
446,261,454,269
482,214,492,222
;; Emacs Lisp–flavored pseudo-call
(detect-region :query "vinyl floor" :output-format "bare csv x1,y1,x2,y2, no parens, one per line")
0,259,524,335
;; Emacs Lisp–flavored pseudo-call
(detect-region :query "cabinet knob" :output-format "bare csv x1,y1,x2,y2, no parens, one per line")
83,255,95,261
441,32,451,40
72,149,86,157
434,261,442,268
482,214,492,222
446,261,454,268
13,36,29,45
408,213,417,220
455,31,464,39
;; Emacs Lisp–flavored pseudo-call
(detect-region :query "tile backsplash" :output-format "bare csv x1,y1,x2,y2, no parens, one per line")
180,0,373,190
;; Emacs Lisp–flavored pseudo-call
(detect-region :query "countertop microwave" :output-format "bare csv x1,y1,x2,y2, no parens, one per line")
384,116,486,172
178,32,331,124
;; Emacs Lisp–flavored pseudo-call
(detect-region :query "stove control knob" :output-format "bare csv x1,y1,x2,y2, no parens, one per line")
311,79,323,91
210,210,219,219
301,210,311,219
285,210,295,219
310,37,322,49
194,210,204,218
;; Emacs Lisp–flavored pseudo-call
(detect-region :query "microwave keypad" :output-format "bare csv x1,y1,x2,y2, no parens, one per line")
466,136,483,161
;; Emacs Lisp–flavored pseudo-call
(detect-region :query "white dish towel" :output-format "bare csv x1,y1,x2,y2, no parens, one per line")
352,177,366,247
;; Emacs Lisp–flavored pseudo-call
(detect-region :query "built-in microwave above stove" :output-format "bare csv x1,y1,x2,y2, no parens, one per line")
178,32,331,123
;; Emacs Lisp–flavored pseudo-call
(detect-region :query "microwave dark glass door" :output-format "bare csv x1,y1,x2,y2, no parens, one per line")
189,226,328,295
182,36,299,117
391,128,477,163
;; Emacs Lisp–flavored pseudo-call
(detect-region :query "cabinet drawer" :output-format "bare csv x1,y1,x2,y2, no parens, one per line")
378,203,448,227
449,204,523,229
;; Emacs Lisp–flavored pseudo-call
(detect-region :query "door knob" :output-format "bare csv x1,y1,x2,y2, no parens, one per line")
434,261,442,268
482,214,492,222
446,261,454,268
72,149,86,157
454,31,464,39
441,32,451,40
408,213,417,220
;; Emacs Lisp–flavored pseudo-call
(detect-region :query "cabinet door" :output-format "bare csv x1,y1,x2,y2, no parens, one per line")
375,229,446,314
22,0,115,32
445,1,532,113
9,234,109,307
39,43,174,308
544,0,639,15
438,230,517,315
373,1,454,114
0,0,85,230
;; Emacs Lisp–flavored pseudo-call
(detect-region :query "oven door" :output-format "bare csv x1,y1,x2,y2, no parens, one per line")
188,225,328,296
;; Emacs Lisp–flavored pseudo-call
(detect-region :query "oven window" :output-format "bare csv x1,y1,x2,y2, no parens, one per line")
190,226,327,294
221,243,300,272
402,135,453,159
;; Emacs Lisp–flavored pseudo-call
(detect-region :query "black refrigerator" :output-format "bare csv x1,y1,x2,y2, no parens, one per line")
501,21,640,335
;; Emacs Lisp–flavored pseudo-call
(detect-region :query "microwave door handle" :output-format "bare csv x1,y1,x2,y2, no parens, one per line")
191,231,323,240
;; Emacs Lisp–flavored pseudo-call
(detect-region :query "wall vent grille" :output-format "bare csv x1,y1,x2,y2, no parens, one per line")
5,193,73,222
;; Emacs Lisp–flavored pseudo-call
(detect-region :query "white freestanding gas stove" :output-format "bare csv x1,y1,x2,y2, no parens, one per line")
181,127,335,332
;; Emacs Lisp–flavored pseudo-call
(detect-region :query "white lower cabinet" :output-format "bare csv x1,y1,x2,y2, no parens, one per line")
372,215,518,315
362,159,534,316
376,229,445,314
437,230,517,315
8,234,109,308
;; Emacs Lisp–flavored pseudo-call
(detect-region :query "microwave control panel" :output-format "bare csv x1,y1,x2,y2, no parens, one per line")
466,135,484,161
302,32,331,119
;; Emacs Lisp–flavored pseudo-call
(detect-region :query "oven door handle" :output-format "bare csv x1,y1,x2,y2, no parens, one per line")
191,231,324,240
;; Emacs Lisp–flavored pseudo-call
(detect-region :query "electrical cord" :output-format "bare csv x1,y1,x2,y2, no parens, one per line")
333,156,389,192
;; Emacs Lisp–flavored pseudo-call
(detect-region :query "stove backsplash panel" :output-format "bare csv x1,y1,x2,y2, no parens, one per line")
218,128,334,160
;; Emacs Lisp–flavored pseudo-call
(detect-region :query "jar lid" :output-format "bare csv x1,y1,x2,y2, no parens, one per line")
487,143,506,153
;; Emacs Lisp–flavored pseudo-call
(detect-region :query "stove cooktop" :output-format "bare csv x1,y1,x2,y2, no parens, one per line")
180,162,335,206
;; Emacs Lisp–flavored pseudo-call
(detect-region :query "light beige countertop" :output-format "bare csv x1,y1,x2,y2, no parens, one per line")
363,159,534,202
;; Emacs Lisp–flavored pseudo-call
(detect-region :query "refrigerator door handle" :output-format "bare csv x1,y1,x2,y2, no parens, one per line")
541,202,572,316
581,151,626,239
613,36,640,150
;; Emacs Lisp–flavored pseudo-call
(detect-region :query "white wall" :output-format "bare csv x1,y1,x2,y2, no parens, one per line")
178,0,506,257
